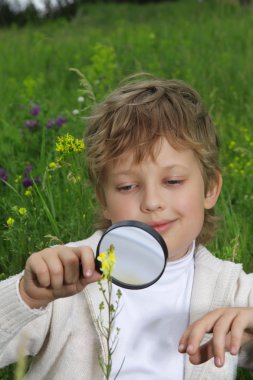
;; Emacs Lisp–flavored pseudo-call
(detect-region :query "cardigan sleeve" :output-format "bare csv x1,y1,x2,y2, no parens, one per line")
0,273,52,367
230,270,253,370
0,231,102,369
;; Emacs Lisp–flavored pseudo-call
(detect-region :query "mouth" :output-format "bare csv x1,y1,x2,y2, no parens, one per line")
149,220,175,234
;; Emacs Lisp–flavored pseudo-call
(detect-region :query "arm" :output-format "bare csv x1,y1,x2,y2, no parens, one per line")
0,274,51,366
0,244,101,367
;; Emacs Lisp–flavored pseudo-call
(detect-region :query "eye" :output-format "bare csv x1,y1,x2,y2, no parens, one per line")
117,184,137,192
166,179,183,186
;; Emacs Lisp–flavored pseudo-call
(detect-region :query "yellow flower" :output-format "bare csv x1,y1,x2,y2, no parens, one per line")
48,161,57,169
15,175,22,183
25,187,32,197
7,217,15,226
98,252,107,261
18,207,27,216
97,245,116,279
55,134,85,154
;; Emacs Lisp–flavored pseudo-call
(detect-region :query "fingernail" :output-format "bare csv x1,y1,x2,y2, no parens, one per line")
84,269,92,277
215,357,223,367
187,344,194,354
230,346,238,355
178,344,185,352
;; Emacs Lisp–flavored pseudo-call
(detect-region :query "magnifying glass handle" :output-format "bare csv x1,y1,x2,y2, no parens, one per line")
95,258,102,274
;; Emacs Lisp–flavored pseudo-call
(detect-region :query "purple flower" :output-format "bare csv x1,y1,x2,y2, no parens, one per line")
55,116,66,127
30,104,41,116
24,120,39,130
24,165,33,176
46,119,55,129
0,168,8,182
22,177,33,188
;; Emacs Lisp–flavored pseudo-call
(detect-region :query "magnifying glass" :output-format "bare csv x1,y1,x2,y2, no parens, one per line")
95,220,168,290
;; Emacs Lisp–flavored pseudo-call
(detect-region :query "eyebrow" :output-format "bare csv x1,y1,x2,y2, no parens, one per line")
110,164,189,177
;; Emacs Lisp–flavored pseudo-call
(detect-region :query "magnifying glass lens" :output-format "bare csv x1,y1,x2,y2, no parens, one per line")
96,221,168,290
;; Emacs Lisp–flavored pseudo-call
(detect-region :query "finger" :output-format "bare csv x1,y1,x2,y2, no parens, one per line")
80,270,102,286
186,333,234,365
41,250,64,290
178,309,225,356
71,246,97,278
26,252,51,288
178,319,211,356
229,313,245,355
178,326,192,353
58,248,80,285
187,339,214,365
211,313,234,367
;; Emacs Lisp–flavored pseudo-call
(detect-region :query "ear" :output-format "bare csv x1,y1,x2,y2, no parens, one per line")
204,172,222,210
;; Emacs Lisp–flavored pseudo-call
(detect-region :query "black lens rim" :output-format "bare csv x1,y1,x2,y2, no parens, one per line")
96,220,168,290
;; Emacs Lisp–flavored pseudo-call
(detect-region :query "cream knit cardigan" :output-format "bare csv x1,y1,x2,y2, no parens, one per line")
0,231,253,380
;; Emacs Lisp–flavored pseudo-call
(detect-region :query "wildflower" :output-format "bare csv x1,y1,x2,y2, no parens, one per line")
6,217,15,227
96,244,122,379
30,104,41,116
18,208,27,216
22,178,33,188
55,116,67,127
55,134,85,154
24,120,39,130
72,109,79,115
46,119,55,129
15,175,22,183
0,168,8,182
77,96,85,103
24,165,33,176
25,189,32,197
48,162,57,169
97,245,116,279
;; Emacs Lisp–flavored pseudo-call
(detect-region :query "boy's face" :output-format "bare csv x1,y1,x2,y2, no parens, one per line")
101,138,221,260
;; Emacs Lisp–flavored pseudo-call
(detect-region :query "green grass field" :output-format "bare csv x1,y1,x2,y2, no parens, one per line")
0,0,252,378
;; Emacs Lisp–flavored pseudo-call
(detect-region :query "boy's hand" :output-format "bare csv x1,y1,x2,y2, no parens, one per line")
178,307,253,367
19,245,101,309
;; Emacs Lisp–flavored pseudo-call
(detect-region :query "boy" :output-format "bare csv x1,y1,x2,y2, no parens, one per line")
0,76,253,379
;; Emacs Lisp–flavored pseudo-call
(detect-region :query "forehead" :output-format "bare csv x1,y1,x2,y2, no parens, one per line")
106,139,199,175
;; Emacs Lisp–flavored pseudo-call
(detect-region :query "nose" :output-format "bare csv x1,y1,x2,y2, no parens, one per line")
140,185,165,213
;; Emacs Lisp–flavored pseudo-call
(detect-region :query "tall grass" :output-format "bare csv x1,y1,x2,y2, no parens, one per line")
0,0,252,378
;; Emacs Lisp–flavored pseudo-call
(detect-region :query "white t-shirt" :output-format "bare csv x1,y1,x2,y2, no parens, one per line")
109,241,195,380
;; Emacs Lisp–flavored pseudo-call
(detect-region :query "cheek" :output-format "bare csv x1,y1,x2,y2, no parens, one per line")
103,194,137,222
176,187,205,220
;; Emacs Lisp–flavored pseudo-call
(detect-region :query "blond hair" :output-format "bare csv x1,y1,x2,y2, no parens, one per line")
85,75,221,244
